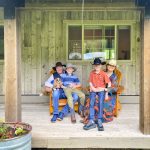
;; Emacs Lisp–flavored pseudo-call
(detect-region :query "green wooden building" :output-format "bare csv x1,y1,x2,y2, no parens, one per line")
0,0,143,96
1,0,150,137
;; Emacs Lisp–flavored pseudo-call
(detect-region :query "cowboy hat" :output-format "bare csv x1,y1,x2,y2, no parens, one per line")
92,58,102,65
52,62,66,70
107,60,117,67
66,63,77,72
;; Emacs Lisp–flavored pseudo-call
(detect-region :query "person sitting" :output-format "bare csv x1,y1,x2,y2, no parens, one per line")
61,63,85,123
94,59,118,122
105,60,118,110
83,58,111,131
44,62,78,123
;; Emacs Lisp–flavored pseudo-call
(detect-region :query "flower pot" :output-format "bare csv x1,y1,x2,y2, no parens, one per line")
0,122,32,150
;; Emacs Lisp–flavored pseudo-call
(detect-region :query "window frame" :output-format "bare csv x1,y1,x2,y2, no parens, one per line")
64,20,134,63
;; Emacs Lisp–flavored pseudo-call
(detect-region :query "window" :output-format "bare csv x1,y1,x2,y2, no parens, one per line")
0,26,4,60
117,26,131,60
67,25,131,61
68,26,82,60
84,26,115,60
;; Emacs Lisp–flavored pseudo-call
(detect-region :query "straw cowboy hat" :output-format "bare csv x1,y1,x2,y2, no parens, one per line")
66,63,77,72
107,60,117,67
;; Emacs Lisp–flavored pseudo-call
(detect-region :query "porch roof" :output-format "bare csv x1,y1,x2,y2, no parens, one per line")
1,103,150,149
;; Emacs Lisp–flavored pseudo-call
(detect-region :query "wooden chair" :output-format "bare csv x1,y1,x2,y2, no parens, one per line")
48,69,78,115
49,92,79,115
113,68,124,117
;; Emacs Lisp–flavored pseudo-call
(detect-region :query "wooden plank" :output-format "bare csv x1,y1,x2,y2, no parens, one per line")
55,12,63,62
31,11,37,94
140,18,150,134
4,19,21,122
41,11,50,87
35,10,42,93
20,10,25,94
135,22,140,95
24,11,32,47
0,62,4,95
24,11,32,94
48,12,55,70
24,47,32,94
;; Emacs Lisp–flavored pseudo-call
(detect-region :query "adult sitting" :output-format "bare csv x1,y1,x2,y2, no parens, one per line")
105,60,118,110
44,62,78,123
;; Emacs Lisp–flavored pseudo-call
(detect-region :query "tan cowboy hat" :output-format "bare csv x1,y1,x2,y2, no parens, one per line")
66,63,77,72
107,60,117,67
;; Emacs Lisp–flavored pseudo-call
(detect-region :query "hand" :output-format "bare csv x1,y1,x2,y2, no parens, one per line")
45,87,52,92
90,86,97,92
56,85,61,88
96,87,105,92
104,88,108,91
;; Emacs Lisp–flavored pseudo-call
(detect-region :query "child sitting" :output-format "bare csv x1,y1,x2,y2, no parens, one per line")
83,58,111,131
61,63,85,123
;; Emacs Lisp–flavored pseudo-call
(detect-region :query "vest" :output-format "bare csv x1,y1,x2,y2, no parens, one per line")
53,72,61,79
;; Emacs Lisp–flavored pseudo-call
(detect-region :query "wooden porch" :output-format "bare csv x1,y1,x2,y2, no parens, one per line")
1,103,150,149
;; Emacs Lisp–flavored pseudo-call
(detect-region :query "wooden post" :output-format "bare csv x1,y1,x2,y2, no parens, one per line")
140,18,150,134
4,17,21,122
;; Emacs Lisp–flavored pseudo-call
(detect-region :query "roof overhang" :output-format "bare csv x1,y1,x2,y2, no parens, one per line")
0,0,25,19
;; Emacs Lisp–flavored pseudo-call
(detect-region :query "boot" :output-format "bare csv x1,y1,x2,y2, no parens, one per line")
71,112,76,123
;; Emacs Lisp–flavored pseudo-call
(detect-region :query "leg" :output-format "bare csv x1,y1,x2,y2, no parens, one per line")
51,89,60,122
97,91,105,119
97,91,105,131
60,92,78,115
72,93,79,103
59,89,69,116
72,89,85,106
89,92,97,121
63,88,74,110
83,92,97,130
52,89,60,115
63,88,76,123
72,89,85,113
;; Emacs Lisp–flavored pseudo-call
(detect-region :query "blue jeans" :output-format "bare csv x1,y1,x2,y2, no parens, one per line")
52,88,78,115
89,91,105,121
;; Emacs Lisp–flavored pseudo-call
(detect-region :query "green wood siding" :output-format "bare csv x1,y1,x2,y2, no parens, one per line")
17,7,141,95
0,4,142,95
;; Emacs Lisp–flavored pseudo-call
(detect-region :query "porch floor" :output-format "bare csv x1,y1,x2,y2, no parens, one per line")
0,103,150,149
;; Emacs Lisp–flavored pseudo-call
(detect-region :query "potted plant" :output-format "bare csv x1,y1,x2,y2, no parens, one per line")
0,122,32,150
